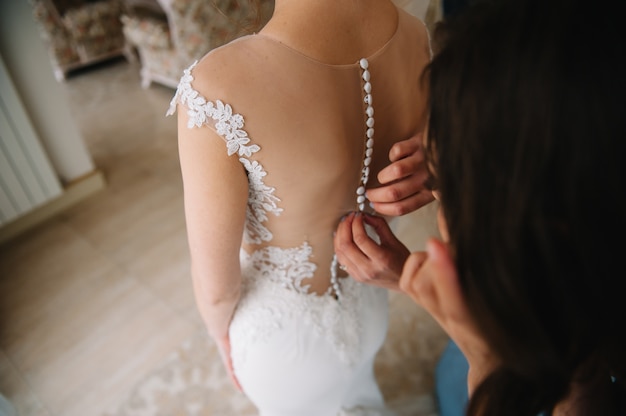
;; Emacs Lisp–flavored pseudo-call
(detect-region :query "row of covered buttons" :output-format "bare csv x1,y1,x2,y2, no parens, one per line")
357,58,374,212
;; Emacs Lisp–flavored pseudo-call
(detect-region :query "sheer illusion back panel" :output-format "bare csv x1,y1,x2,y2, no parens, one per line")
183,8,430,294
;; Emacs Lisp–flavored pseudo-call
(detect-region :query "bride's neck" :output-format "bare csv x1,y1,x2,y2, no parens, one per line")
269,0,394,27
260,0,397,64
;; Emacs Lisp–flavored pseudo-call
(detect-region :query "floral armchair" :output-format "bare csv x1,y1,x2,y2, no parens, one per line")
121,0,274,89
30,0,133,81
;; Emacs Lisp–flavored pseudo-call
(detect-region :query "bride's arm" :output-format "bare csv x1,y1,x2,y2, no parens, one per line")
177,106,248,386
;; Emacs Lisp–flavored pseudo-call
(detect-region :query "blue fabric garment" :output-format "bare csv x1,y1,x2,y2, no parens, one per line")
435,340,470,416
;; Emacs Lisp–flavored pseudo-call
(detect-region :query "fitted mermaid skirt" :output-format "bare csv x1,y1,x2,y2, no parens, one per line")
229,274,390,416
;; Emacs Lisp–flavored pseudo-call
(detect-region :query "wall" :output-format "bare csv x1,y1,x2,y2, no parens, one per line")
0,0,105,243
393,0,431,19
0,0,95,184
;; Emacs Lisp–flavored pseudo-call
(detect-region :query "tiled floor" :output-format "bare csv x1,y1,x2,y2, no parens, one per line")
0,55,446,415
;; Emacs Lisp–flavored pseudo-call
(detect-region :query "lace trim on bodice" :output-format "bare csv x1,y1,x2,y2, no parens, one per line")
167,61,282,245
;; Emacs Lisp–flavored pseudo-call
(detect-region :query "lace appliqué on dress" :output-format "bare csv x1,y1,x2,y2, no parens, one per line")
231,254,366,369
166,61,282,244
244,242,317,294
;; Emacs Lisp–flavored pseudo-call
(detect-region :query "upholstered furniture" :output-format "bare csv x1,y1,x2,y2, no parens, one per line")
121,0,274,89
30,0,133,81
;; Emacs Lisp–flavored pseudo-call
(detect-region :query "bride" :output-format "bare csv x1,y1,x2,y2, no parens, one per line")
167,0,432,414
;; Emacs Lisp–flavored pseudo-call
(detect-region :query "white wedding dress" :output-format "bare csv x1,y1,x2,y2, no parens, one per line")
168,7,431,416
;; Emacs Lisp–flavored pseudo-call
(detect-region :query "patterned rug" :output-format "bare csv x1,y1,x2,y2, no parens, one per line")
103,292,448,416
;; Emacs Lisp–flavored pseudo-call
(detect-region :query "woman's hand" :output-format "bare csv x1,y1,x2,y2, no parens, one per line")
334,212,410,290
367,133,435,216
400,239,498,395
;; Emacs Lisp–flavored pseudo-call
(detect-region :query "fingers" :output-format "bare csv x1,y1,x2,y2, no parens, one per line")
227,357,243,392
360,213,395,243
399,250,429,299
377,149,426,186
335,212,378,280
334,212,369,279
361,214,410,273
334,213,405,290
350,213,386,259
368,133,433,216
369,187,435,216
388,133,423,163
350,213,403,281
399,238,464,330
219,335,243,392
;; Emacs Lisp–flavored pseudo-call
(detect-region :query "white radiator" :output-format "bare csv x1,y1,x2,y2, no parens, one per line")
0,55,62,226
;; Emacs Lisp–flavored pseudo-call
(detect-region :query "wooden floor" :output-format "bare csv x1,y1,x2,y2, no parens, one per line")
0,54,443,415
0,59,204,415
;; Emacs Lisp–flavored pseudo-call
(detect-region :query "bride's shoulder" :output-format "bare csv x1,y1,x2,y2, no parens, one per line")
181,35,263,98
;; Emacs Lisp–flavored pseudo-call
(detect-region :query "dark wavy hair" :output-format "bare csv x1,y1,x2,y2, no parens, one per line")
425,0,626,414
